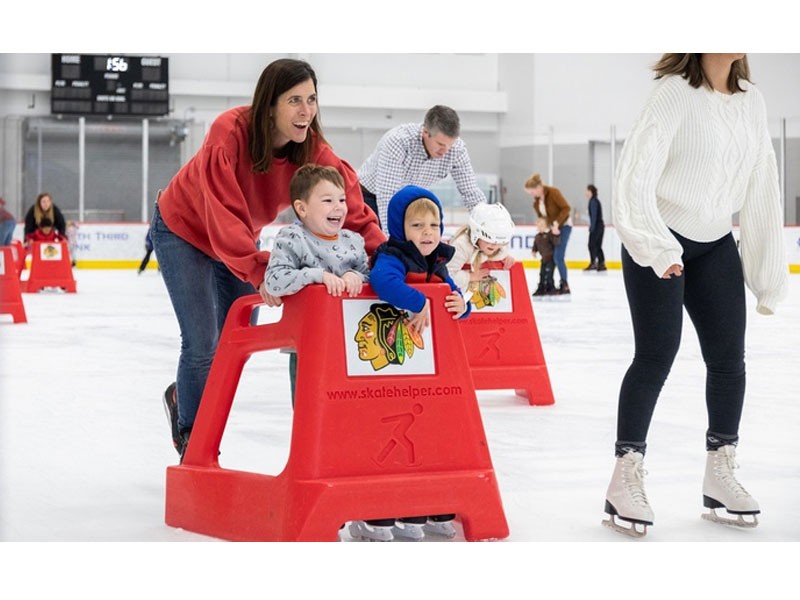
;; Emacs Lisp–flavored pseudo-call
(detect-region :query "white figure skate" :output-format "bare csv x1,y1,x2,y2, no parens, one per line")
348,520,394,542
702,445,760,528
392,520,425,541
602,451,654,538
423,519,457,539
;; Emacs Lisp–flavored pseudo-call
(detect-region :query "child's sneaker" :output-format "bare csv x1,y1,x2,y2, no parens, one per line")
349,520,394,542
424,518,456,538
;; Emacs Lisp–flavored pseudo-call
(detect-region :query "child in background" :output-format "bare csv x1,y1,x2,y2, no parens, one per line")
447,202,515,307
264,164,370,404
66,220,79,266
531,216,561,298
25,216,63,250
365,184,470,542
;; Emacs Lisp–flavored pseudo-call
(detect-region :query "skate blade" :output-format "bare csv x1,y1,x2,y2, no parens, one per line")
602,515,648,538
162,394,173,426
702,509,759,528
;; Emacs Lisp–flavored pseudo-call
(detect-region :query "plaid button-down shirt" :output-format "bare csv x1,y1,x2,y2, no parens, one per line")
357,123,486,231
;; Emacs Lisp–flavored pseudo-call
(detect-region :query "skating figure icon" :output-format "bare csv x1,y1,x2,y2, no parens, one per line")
375,403,424,466
477,327,505,360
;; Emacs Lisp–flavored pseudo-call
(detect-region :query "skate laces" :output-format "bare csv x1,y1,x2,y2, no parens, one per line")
622,454,649,507
713,447,750,499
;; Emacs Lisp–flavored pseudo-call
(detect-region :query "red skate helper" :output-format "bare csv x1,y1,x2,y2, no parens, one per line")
11,240,26,276
165,283,510,542
20,240,76,293
458,260,554,405
0,246,27,323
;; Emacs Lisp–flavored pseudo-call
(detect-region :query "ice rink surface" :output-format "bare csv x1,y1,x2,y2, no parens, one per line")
1,267,797,593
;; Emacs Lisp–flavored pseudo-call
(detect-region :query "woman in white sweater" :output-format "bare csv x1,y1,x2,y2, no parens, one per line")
603,54,788,538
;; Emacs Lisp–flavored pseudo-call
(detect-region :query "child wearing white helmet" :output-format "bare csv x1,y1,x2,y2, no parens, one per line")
446,202,516,301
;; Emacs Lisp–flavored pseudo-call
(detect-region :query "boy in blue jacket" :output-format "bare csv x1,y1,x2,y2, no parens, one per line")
351,184,470,542
369,184,470,332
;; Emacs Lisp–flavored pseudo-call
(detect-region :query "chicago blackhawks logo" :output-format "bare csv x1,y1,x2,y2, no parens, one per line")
469,275,507,310
354,303,424,371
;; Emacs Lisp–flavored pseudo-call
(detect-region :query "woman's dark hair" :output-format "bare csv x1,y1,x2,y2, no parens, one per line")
653,54,751,94
587,184,598,197
249,58,327,173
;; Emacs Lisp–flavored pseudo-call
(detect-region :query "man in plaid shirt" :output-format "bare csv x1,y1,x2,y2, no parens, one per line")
357,105,487,232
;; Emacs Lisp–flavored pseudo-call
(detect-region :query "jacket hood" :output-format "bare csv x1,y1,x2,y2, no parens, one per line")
386,185,444,241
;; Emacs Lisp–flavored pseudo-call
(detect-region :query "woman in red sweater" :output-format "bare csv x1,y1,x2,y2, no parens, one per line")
151,58,385,458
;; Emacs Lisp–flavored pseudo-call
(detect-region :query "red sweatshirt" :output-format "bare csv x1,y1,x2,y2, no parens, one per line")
26,229,63,244
158,106,385,288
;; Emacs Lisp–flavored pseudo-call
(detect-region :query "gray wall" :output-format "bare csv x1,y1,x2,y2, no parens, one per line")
2,53,798,224
21,118,181,223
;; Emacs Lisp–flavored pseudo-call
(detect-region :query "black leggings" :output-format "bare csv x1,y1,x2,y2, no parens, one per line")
616,231,746,453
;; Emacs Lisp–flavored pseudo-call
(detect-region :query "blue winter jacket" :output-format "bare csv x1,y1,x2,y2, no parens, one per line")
370,185,471,318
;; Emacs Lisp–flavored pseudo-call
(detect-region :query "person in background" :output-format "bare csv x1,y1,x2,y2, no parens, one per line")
603,53,789,538
24,192,66,240
524,173,572,295
66,220,79,267
24,216,63,249
0,197,16,246
357,105,487,232
137,227,155,275
531,216,561,298
150,58,385,461
584,184,606,271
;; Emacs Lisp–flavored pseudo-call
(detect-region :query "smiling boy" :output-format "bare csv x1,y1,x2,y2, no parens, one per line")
265,164,370,298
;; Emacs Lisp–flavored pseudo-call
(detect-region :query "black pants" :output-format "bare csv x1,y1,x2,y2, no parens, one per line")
588,225,605,266
138,248,153,272
538,260,556,292
616,231,746,450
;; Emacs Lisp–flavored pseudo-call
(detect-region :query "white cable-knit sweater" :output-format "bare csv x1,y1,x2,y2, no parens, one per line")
614,75,788,314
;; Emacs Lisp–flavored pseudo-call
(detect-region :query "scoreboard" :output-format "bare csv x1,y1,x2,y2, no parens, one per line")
51,54,170,117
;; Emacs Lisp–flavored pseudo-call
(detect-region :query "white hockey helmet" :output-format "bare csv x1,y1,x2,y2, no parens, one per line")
469,203,515,246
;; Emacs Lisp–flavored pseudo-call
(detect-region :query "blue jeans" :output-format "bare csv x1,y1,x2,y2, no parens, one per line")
0,219,16,246
150,204,257,433
553,224,571,285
